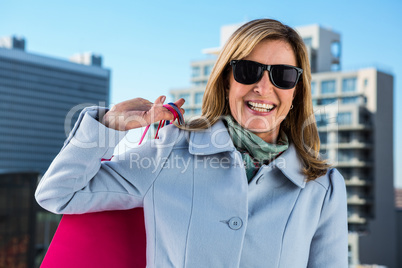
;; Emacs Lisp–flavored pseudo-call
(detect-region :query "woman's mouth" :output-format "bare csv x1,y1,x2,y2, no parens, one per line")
246,101,276,113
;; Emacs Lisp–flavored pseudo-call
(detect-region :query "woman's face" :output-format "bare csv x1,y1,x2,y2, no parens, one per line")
227,39,297,143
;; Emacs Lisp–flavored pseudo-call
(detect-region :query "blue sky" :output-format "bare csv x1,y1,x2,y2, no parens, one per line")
1,0,401,186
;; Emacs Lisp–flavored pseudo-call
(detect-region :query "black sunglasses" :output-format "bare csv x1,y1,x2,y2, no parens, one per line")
230,60,303,89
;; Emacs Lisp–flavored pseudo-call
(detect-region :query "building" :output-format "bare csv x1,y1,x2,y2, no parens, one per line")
296,25,341,73
0,35,111,266
0,171,38,268
170,23,395,267
0,36,110,173
169,58,214,116
312,66,394,268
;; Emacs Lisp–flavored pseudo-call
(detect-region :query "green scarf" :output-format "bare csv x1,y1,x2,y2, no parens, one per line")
222,116,289,182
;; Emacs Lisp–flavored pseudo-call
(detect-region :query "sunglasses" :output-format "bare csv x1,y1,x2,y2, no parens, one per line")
230,60,303,89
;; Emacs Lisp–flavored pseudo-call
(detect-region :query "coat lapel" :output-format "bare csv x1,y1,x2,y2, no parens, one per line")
188,120,307,188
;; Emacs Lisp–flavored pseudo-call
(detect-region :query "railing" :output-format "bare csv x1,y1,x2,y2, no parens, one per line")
347,213,367,224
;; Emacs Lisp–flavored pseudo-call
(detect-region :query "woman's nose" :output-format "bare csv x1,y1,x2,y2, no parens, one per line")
253,71,275,95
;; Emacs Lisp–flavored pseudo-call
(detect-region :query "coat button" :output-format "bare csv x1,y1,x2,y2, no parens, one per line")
228,217,243,230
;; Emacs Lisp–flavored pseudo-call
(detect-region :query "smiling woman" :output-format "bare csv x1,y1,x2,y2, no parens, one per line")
35,19,348,268
188,19,328,180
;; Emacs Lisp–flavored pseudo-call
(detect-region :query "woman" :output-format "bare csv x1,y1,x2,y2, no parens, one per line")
36,19,348,267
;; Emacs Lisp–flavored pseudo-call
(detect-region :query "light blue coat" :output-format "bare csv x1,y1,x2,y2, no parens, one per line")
35,107,348,268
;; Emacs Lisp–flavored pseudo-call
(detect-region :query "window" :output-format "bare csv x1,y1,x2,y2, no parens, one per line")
311,53,317,73
364,79,368,87
311,82,316,96
337,112,352,125
315,113,328,127
179,93,190,104
338,132,351,143
321,80,336,94
342,78,357,93
195,92,204,104
320,98,337,105
331,41,341,58
342,96,359,104
319,132,328,144
193,108,202,115
204,64,213,76
303,37,312,47
338,150,353,162
338,168,352,180
360,113,371,125
193,81,207,86
192,66,200,78
362,132,372,143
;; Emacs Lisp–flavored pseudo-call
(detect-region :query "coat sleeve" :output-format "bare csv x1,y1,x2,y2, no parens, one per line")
35,106,175,215
307,169,348,268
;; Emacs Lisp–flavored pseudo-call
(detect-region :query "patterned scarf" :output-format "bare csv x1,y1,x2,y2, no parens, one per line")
222,116,289,182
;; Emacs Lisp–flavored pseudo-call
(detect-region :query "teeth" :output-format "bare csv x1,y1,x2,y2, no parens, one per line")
248,101,274,109
247,101,275,112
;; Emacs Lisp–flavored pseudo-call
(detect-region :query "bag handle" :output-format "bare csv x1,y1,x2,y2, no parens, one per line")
138,103,184,145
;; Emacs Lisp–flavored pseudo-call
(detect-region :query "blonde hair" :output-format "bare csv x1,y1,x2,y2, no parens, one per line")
181,19,329,180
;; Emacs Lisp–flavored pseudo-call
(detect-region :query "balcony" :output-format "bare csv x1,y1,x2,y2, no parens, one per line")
345,176,371,186
321,141,372,150
336,159,372,168
337,140,372,149
347,213,367,224
317,124,372,132
347,194,372,205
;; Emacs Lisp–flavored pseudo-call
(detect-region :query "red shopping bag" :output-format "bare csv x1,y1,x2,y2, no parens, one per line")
40,208,146,268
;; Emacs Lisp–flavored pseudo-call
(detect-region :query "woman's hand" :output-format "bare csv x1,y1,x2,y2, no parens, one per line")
101,96,185,131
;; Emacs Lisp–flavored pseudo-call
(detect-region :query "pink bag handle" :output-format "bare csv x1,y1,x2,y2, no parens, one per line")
138,103,184,145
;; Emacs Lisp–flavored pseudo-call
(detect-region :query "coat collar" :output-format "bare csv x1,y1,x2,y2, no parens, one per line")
189,120,236,155
189,120,307,188
270,143,307,188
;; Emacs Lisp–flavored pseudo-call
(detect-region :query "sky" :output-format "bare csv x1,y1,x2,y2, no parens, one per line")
1,0,401,186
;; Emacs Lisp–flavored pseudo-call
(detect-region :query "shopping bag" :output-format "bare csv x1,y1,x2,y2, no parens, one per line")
40,208,146,267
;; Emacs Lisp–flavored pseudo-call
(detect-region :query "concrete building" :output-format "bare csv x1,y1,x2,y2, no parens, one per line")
170,23,395,267
0,36,110,173
0,35,111,266
312,67,395,268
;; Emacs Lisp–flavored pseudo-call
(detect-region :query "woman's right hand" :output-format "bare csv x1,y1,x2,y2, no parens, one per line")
101,96,185,131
